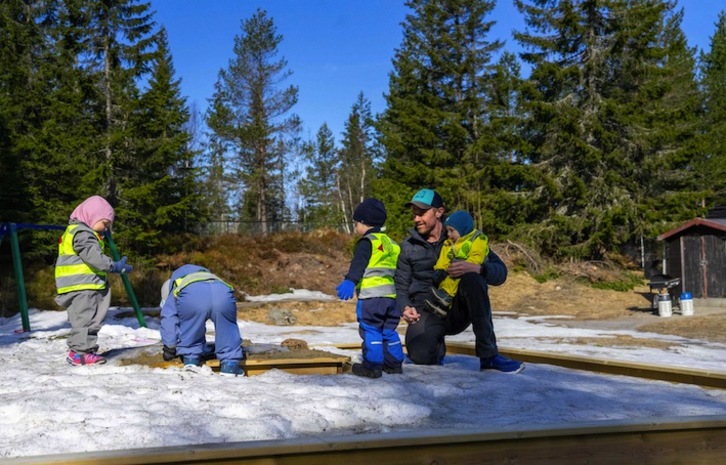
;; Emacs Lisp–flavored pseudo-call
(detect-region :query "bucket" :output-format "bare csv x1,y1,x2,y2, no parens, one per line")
657,294,672,317
680,292,694,316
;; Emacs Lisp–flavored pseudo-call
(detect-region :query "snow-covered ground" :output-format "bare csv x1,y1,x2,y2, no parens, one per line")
1,290,724,459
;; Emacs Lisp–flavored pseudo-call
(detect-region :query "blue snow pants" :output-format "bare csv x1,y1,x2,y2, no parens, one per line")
175,280,244,362
356,296,404,370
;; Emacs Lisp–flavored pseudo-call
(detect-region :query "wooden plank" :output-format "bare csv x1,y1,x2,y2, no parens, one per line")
444,342,726,389
6,415,726,465
333,342,726,388
157,355,351,377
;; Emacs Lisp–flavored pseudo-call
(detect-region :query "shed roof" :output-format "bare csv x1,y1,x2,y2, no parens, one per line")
657,218,726,241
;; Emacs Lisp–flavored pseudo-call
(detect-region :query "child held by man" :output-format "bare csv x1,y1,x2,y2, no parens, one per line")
426,210,489,318
336,198,404,378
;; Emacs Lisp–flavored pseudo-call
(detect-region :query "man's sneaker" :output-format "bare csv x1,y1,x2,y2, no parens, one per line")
480,354,525,374
351,363,382,379
383,365,403,375
219,360,245,377
182,355,201,367
425,298,449,318
66,350,106,366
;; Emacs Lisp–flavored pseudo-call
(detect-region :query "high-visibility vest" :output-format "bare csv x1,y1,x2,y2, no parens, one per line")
172,271,233,297
447,230,488,261
55,224,107,294
358,233,400,299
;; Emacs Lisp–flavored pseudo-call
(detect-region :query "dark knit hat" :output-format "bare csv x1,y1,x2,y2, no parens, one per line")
445,210,474,236
353,198,387,227
405,188,444,210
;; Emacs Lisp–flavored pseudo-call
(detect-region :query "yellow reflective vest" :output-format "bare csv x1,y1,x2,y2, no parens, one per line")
434,229,489,270
172,271,233,297
358,233,400,299
55,224,107,294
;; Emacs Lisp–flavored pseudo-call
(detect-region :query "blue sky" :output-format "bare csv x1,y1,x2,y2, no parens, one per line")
150,0,724,143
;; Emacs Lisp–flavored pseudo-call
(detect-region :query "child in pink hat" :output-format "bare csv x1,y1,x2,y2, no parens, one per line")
54,196,133,366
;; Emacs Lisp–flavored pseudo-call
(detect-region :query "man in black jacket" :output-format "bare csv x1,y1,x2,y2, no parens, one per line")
395,188,524,373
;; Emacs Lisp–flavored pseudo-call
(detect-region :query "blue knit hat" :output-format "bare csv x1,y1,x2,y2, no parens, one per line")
445,210,474,236
353,198,387,227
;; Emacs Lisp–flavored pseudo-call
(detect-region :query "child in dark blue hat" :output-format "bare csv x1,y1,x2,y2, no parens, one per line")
426,210,489,318
336,198,404,378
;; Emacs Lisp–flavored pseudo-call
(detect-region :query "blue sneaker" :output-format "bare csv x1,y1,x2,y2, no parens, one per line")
220,360,245,377
480,355,525,374
182,355,201,367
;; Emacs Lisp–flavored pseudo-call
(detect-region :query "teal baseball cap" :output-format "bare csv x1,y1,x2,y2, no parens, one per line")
405,188,444,209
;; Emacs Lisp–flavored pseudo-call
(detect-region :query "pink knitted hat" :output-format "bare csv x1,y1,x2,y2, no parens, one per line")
70,196,115,227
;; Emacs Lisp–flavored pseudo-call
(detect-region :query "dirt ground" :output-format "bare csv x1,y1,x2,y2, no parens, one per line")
235,251,726,345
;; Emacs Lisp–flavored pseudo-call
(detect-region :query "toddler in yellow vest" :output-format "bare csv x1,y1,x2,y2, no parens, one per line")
336,198,404,378
427,210,489,318
54,196,133,366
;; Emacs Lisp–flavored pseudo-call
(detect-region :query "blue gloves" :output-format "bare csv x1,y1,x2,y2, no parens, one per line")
110,256,133,274
336,279,356,300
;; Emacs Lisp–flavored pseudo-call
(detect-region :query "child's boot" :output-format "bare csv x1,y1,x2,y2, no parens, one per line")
66,350,106,366
220,360,245,377
182,355,201,367
351,362,382,379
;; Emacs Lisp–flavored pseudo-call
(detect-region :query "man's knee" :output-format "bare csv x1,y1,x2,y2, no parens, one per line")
458,272,484,290
406,335,444,365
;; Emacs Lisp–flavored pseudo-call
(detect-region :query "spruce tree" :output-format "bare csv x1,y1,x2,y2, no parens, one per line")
297,123,341,229
378,0,505,236
82,0,156,208
699,12,726,208
338,93,377,232
123,28,196,254
514,0,701,259
206,9,301,233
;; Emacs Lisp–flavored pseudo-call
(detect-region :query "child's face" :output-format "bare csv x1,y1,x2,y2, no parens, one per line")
354,221,368,236
445,225,460,242
92,219,112,233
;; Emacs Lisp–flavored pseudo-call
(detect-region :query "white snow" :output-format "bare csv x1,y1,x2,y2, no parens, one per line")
0,289,724,459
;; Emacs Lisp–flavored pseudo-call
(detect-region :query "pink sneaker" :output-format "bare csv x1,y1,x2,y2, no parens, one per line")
66,350,106,366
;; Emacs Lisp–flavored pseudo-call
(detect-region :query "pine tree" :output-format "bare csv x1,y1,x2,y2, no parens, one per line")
297,123,341,229
699,12,726,208
82,0,156,208
338,93,377,233
514,0,701,259
123,28,196,254
378,0,504,236
206,9,301,233
0,0,40,222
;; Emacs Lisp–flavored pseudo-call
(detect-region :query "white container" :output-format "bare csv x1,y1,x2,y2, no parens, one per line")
680,292,694,316
657,294,672,317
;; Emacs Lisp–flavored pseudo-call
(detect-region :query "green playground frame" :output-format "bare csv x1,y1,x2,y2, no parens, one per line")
0,222,146,331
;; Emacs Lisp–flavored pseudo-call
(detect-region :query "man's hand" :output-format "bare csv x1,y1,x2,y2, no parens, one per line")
447,260,481,278
402,306,420,324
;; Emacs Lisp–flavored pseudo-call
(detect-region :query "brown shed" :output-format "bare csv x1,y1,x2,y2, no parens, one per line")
657,217,726,299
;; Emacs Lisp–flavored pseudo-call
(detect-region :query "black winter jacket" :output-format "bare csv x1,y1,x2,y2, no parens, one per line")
394,227,507,311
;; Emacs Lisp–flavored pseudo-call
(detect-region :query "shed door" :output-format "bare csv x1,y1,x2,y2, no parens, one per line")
682,236,703,297
704,235,726,298
683,234,726,298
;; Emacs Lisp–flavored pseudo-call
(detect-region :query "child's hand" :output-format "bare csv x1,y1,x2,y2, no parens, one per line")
335,280,356,300
111,256,134,273
162,345,177,361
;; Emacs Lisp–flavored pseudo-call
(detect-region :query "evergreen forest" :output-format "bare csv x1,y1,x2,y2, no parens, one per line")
1,0,725,267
